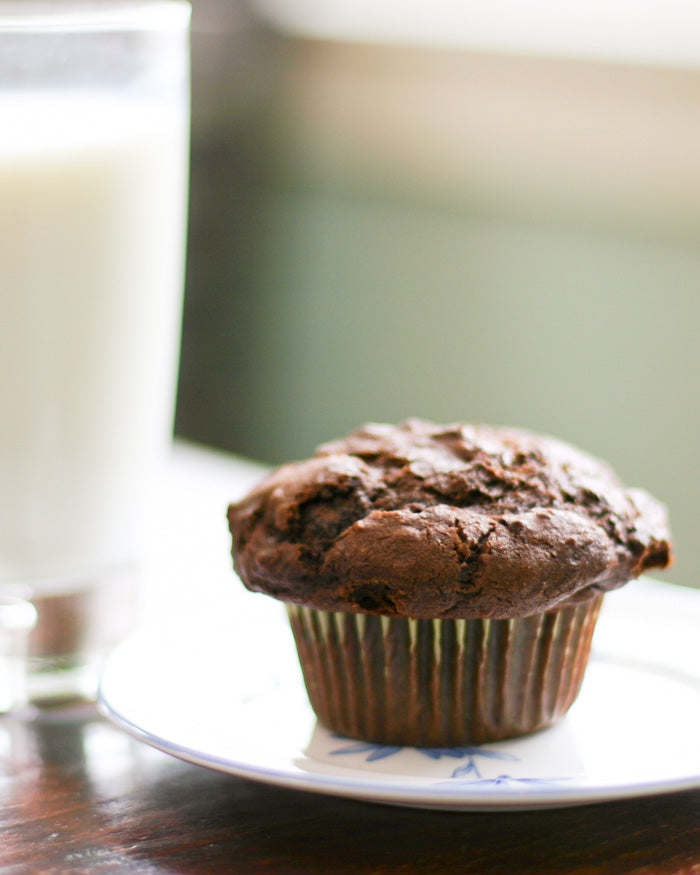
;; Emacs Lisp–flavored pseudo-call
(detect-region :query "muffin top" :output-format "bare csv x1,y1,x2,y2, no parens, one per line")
227,420,672,619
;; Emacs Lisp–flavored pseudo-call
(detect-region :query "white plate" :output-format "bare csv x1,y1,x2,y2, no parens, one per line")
98,579,700,811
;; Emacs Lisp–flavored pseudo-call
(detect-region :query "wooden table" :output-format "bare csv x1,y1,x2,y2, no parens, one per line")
2,442,699,873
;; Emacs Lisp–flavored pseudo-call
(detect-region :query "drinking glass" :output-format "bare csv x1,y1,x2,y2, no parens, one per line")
0,1,191,708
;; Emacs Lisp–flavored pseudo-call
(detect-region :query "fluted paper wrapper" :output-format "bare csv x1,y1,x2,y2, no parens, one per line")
287,594,603,747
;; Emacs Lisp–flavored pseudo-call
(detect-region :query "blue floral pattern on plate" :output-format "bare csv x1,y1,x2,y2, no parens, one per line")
330,736,523,780
439,775,570,789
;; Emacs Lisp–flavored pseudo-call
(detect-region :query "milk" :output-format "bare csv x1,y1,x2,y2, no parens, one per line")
0,92,189,581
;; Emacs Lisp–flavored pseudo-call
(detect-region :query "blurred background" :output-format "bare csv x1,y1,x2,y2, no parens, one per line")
174,0,700,589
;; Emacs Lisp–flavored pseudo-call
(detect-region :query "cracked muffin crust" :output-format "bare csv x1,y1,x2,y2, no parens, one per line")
227,419,672,619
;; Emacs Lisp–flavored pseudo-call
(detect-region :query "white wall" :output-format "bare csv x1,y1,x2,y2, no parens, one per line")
244,44,699,589
180,30,699,589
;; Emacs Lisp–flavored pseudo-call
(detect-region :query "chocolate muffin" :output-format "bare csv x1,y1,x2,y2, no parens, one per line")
228,420,672,746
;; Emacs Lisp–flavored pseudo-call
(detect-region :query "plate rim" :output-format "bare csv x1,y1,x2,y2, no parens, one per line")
98,675,700,811
98,608,700,812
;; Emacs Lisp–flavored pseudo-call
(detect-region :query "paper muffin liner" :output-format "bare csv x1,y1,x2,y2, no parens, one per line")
286,593,603,747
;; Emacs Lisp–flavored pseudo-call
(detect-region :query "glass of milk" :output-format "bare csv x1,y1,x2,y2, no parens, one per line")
0,1,191,708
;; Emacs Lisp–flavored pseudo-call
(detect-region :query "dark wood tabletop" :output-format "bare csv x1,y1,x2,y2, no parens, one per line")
1,703,698,874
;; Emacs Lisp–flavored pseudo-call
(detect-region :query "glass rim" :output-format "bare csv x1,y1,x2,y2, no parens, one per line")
0,1,190,33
